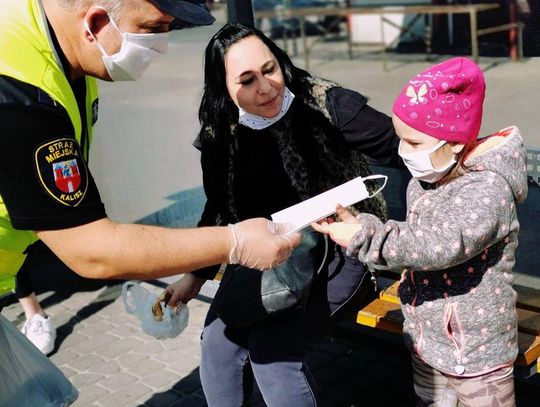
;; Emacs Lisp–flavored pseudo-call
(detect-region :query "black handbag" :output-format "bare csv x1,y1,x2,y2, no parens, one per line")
212,227,327,327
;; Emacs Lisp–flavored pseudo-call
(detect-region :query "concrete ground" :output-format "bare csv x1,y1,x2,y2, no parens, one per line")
3,4,540,407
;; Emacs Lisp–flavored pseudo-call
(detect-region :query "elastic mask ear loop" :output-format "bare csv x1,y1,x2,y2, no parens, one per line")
299,229,328,276
361,174,388,198
104,10,122,33
84,6,120,57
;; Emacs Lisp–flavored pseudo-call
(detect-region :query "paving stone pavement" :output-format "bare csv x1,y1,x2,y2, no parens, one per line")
2,256,539,407
3,274,415,407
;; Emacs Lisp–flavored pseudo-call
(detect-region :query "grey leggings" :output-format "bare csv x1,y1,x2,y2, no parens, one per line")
412,355,515,407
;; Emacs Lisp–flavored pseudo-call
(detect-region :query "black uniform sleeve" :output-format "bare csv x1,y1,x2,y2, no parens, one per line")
190,134,221,280
326,87,403,168
0,77,106,231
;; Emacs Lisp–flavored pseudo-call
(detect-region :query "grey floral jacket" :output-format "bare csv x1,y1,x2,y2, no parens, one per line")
347,126,528,376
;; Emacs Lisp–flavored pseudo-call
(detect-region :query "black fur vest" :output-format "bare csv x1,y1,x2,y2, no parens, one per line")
198,77,387,225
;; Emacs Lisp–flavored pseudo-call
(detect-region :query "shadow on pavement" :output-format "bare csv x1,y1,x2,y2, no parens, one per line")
141,323,417,407
3,241,126,356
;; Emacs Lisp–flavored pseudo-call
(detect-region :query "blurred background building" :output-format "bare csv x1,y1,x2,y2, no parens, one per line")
250,0,539,57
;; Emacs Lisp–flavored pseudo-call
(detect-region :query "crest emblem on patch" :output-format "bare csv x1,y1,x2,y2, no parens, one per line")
35,138,88,206
53,159,81,193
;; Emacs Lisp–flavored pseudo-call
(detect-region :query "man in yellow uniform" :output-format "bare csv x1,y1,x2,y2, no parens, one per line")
0,0,300,306
0,1,300,403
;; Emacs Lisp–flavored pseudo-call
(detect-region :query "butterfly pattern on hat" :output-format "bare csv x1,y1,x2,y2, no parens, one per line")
406,84,428,105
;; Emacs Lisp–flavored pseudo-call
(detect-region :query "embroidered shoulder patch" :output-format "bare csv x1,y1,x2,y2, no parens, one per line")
34,138,88,207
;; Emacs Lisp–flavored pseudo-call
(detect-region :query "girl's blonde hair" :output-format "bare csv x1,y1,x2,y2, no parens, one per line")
437,141,477,186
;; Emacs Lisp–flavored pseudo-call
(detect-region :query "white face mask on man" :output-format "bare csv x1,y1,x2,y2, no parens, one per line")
84,8,169,81
398,139,457,183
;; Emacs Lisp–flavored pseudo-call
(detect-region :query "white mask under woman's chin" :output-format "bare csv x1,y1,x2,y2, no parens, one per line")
398,139,457,183
238,87,295,130
84,8,169,81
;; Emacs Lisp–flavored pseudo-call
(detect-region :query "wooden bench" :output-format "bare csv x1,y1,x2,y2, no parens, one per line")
354,271,540,378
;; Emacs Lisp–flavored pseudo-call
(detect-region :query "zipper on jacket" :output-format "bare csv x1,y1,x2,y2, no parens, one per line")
408,270,424,357
366,264,378,292
444,302,466,374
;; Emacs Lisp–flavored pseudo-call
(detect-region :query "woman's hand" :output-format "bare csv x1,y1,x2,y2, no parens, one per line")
165,274,206,307
311,204,362,247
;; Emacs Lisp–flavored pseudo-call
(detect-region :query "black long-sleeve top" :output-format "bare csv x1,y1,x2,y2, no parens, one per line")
193,87,401,279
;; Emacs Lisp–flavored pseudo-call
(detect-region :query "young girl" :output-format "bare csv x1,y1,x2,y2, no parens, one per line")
313,57,527,407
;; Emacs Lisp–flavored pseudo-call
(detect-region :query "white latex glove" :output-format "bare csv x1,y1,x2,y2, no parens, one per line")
228,218,301,270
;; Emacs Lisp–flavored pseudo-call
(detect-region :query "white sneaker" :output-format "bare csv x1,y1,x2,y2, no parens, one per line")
21,314,57,355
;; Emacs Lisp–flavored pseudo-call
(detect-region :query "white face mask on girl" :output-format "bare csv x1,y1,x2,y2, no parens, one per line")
398,139,457,183
84,9,169,81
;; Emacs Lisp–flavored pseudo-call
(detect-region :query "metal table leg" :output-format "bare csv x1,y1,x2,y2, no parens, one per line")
470,10,479,62
424,13,433,61
300,17,309,70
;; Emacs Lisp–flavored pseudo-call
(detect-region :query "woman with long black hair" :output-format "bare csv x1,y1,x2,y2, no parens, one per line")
166,23,401,406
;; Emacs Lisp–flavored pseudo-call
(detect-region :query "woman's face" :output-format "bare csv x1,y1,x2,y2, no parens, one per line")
225,36,286,118
392,114,463,170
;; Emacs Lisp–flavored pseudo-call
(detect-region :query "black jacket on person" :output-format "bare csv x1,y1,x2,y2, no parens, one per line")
193,77,400,280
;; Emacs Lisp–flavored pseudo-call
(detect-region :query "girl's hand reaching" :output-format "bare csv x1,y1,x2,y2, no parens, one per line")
311,204,362,247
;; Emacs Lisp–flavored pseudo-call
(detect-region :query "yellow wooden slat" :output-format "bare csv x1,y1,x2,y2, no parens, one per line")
213,263,227,282
356,298,404,335
379,281,400,305
515,333,540,367
356,312,378,328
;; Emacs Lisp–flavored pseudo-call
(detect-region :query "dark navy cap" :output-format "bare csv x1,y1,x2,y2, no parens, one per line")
151,0,215,29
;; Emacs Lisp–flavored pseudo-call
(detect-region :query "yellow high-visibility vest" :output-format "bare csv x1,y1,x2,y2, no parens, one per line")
0,0,98,296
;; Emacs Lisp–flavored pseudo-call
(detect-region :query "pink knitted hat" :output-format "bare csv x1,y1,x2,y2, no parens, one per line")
392,57,485,144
